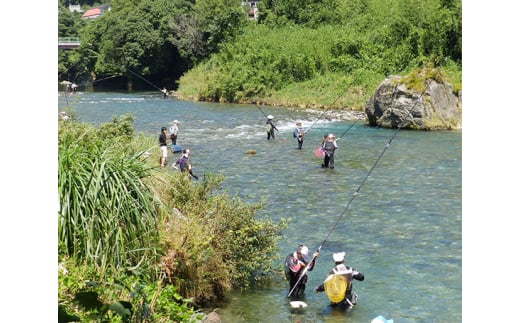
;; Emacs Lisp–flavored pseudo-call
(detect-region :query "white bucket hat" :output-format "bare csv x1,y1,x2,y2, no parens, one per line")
332,252,345,262
267,115,273,119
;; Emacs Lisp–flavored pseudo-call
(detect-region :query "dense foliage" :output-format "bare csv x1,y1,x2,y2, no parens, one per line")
58,0,461,104
59,0,249,89
177,0,462,108
58,115,287,321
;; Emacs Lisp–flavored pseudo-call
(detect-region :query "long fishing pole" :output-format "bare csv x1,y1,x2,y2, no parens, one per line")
64,74,122,92
58,60,81,80
125,67,164,93
290,80,432,297
287,125,402,297
304,85,351,135
287,248,321,298
336,116,363,140
91,74,122,84
256,105,268,118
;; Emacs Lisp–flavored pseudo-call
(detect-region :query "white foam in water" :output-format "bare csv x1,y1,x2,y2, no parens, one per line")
64,92,462,322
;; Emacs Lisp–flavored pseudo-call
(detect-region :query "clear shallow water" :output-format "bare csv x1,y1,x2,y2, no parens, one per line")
59,92,462,322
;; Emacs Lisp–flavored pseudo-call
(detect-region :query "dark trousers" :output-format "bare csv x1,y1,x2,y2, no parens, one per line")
170,134,177,145
267,129,275,140
288,273,307,298
297,138,303,149
322,153,335,168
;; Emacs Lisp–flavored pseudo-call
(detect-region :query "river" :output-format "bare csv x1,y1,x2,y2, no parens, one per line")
59,91,462,322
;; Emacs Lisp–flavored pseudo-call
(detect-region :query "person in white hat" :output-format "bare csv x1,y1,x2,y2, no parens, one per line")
321,133,338,169
161,87,169,98
314,251,364,307
265,115,278,140
169,120,179,145
284,244,320,298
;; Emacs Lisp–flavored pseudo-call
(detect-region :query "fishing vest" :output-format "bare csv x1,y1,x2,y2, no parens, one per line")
285,254,302,273
323,141,336,154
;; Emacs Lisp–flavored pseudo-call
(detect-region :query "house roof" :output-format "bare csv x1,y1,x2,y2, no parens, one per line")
82,7,101,18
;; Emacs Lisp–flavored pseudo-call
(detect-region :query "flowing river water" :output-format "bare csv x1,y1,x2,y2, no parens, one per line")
59,91,462,322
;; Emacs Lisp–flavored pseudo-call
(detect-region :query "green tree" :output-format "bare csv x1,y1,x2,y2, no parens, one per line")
77,0,189,87
58,2,86,80
193,0,247,53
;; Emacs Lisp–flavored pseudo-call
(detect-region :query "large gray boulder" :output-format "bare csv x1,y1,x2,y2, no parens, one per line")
365,76,461,130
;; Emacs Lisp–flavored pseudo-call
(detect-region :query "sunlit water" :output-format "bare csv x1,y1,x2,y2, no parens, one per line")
59,92,462,322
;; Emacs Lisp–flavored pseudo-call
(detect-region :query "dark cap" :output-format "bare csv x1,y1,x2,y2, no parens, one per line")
161,127,167,131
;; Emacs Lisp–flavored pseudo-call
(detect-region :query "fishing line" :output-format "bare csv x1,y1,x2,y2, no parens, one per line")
304,85,350,135
288,79,433,297
58,60,81,80
319,126,400,248
255,105,269,119
336,116,363,140
318,80,431,246
92,74,122,84
125,67,164,93
288,125,401,297
63,74,123,92
256,85,349,137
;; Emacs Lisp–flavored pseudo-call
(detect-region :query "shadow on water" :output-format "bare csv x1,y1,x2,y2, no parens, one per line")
59,92,462,322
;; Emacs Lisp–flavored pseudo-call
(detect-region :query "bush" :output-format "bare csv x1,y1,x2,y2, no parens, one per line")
58,116,287,317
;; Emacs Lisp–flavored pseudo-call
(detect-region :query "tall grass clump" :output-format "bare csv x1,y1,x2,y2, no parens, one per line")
58,115,161,278
59,114,288,319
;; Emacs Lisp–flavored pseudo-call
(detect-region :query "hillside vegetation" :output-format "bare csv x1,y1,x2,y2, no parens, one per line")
59,0,461,110
177,0,462,109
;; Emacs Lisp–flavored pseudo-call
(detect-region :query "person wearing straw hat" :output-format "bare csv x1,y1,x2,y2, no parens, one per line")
265,115,278,140
284,245,319,298
169,120,179,145
314,252,364,307
321,133,338,169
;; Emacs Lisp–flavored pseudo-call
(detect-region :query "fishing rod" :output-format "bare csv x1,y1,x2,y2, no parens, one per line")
58,60,82,80
336,116,363,140
287,125,402,298
91,74,122,84
256,105,280,134
256,105,273,120
304,85,350,135
125,67,165,93
62,74,123,93
287,248,321,298
289,80,433,296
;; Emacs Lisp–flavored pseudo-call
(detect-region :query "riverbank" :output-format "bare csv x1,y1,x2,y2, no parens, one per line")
171,90,367,122
172,91,462,130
